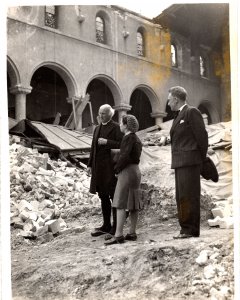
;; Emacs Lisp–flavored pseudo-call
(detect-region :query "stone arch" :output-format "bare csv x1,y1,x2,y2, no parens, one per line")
85,74,123,107
198,100,220,124
26,62,79,123
129,85,161,130
137,25,146,37
7,56,21,87
130,84,160,112
82,74,123,127
29,61,78,98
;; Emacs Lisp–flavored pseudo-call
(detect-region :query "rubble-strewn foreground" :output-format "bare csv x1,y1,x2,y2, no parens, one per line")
10,135,234,300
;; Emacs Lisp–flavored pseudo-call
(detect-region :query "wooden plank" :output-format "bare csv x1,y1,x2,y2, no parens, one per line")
51,126,91,149
32,123,74,150
31,122,92,151
65,94,91,129
53,112,61,125
59,128,92,146
71,97,77,129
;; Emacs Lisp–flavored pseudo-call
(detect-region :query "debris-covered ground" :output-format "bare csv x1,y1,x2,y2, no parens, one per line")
9,135,234,300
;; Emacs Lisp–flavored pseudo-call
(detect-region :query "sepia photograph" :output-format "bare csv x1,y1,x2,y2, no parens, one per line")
1,0,239,299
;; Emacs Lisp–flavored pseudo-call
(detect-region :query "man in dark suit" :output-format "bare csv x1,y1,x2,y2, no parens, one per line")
168,86,208,238
87,104,123,237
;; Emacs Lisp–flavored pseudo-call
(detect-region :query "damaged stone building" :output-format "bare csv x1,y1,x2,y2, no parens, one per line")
7,4,230,130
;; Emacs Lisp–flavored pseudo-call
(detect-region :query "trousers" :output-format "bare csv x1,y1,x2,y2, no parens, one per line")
98,190,116,230
175,164,201,236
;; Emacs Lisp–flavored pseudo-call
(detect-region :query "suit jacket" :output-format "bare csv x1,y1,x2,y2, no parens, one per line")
170,105,208,169
88,119,123,194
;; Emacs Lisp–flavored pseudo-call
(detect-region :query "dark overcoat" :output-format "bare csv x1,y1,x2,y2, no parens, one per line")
88,120,123,194
170,105,208,169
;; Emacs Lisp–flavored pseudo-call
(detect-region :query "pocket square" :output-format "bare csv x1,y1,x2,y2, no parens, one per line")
180,120,185,124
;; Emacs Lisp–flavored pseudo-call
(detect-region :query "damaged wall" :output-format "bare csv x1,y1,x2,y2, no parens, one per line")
7,5,228,127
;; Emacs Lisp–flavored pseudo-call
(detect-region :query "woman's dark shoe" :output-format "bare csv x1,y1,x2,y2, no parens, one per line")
104,235,125,245
124,233,137,241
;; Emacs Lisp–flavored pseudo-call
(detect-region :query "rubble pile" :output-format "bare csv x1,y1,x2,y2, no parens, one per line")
140,182,215,222
140,130,170,147
207,197,234,229
140,183,176,220
191,238,234,299
139,146,216,222
9,136,100,240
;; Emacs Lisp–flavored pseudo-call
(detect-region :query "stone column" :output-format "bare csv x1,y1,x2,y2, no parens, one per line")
113,104,132,122
151,111,167,125
9,85,32,121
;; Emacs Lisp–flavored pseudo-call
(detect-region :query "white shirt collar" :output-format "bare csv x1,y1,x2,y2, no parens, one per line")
179,103,187,112
101,119,111,126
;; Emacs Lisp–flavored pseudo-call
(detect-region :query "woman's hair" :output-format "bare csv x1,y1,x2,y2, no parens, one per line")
122,114,139,133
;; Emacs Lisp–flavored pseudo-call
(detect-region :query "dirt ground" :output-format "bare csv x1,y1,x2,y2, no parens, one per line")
9,138,234,300
11,208,234,300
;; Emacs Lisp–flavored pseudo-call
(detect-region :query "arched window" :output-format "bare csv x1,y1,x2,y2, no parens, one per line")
137,31,144,56
171,44,177,67
45,6,57,28
200,56,207,77
96,16,105,44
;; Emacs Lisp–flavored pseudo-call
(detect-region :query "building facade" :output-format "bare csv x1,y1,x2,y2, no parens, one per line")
7,4,230,129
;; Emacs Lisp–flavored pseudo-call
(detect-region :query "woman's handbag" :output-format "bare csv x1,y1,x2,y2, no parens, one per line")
201,156,219,182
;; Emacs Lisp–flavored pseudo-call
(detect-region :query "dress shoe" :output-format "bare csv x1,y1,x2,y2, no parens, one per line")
94,226,104,231
173,233,194,239
91,230,106,237
124,233,137,241
104,235,125,245
91,226,111,237
94,225,111,231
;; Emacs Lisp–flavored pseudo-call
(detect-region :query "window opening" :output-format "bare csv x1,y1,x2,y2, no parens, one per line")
137,32,144,56
96,16,105,43
171,44,177,67
45,6,57,28
200,56,207,77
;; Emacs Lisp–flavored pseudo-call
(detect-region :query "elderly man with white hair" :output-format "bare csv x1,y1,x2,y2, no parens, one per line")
87,104,123,237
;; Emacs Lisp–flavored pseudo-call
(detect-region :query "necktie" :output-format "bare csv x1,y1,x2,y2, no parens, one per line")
174,110,180,119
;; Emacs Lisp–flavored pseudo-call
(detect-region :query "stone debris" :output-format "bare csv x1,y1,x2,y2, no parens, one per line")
9,136,100,239
45,219,61,234
207,199,233,229
195,249,213,266
140,130,170,147
212,207,225,218
192,240,234,299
